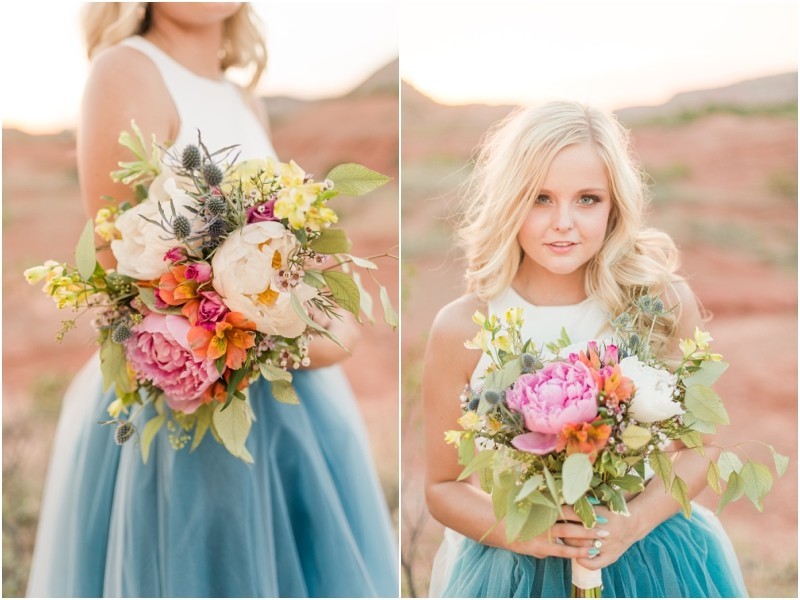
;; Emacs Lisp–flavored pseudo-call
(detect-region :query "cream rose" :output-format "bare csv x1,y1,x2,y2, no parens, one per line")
619,356,681,422
110,176,197,280
211,221,318,337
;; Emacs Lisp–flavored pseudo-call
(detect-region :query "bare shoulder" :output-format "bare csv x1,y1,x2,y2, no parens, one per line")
426,293,487,382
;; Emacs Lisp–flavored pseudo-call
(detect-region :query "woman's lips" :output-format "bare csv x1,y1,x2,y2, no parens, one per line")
545,242,578,254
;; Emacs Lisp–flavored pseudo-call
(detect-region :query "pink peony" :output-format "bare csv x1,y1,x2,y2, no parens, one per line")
506,360,599,454
125,313,219,414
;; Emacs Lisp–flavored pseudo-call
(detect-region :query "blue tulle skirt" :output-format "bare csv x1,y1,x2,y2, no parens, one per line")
437,504,747,598
27,354,398,598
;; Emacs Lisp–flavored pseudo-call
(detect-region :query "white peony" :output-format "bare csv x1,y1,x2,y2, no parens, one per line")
110,175,198,280
619,356,682,423
211,221,318,337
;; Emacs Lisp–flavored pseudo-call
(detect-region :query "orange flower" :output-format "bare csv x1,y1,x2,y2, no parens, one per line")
201,369,251,404
158,265,199,306
188,312,256,370
593,365,634,408
575,343,602,371
556,421,612,463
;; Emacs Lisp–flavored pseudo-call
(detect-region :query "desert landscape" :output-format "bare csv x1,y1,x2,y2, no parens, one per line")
2,60,399,597
401,72,798,597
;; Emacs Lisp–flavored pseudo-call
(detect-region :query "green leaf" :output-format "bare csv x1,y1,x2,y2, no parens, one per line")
608,474,645,493
135,285,182,315
562,453,593,504
519,504,559,541
769,446,789,477
526,490,559,509
309,228,352,254
671,475,692,518
684,385,729,425
514,475,544,503
190,406,212,452
99,338,132,394
718,451,743,482
302,270,327,288
213,398,252,458
679,430,705,455
480,359,522,414
346,254,378,269
271,380,299,404
542,466,561,511
379,285,398,329
649,450,673,492
573,495,597,529
598,483,629,515
505,489,530,543
75,219,97,281
682,412,718,434
457,449,495,481
352,271,375,324
322,270,361,317
707,461,722,495
290,292,347,350
326,163,390,196
140,413,166,464
717,471,745,514
620,424,652,450
457,432,475,467
683,361,729,387
491,471,515,520
259,362,292,382
740,462,773,511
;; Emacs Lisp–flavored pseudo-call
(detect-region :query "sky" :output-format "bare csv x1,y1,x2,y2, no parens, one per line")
1,1,399,134
400,0,797,111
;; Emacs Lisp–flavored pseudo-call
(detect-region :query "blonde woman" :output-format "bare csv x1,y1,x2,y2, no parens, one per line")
26,3,397,597
423,101,746,597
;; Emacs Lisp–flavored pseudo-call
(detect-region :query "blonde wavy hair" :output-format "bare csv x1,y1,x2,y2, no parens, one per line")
457,100,687,352
81,2,267,90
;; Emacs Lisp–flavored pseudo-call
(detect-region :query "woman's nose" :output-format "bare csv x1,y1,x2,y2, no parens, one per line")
552,204,574,231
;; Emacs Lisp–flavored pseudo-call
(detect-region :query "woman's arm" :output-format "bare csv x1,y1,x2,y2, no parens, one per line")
423,295,601,560
77,45,178,269
569,280,717,570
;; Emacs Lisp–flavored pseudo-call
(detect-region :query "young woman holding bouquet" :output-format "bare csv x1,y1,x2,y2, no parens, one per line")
423,101,747,597
27,3,397,597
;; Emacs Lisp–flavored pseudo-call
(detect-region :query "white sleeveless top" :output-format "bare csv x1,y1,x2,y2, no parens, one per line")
470,287,615,386
120,36,277,160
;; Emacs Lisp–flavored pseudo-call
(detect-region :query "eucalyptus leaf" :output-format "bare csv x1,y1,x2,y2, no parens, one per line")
271,380,299,404
707,461,722,495
346,254,378,269
505,490,530,542
620,424,651,450
682,412,718,434
309,228,352,254
684,384,729,425
76,219,97,281
140,413,166,464
562,453,593,504
492,471,515,521
302,270,327,288
740,462,773,511
322,270,361,317
519,504,559,541
326,163,390,196
514,475,545,503
769,446,789,477
379,285,398,329
542,467,562,513
352,271,375,324
649,451,673,492
683,361,729,387
679,430,705,455
99,338,128,394
213,398,251,458
190,406,212,452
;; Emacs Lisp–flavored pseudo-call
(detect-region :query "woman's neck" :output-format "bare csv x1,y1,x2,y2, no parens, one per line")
143,20,225,81
512,259,588,306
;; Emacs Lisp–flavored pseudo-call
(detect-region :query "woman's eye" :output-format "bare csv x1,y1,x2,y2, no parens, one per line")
535,194,551,204
577,195,599,205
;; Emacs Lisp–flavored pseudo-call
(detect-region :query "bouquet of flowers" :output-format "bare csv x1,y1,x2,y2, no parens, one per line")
26,123,397,463
445,296,787,597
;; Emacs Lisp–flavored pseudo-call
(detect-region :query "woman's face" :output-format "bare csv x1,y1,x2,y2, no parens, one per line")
151,3,243,28
517,142,613,279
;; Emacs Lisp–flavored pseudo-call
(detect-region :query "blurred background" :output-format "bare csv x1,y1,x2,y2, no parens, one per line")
400,0,797,597
2,2,398,596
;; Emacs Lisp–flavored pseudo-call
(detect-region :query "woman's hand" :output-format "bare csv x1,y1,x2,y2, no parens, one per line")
508,518,610,561
559,505,643,569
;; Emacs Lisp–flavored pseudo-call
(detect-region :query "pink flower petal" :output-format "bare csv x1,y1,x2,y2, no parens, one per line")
511,432,558,455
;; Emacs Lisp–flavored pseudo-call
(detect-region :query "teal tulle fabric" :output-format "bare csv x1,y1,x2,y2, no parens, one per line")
441,505,747,598
27,355,398,597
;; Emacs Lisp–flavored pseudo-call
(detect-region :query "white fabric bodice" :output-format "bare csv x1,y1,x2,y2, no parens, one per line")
120,36,277,160
470,287,615,387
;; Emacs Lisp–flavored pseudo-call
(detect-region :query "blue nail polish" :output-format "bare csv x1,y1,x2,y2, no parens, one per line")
589,548,600,557
596,515,608,524
587,497,600,505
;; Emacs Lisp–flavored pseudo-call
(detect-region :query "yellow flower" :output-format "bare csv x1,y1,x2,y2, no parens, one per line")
504,307,523,327
278,159,307,187
274,183,325,229
444,430,463,446
107,398,127,419
232,157,279,197
464,328,491,352
457,411,480,431
472,310,487,327
679,338,697,359
693,328,713,351
24,260,61,285
486,416,502,434
492,334,512,353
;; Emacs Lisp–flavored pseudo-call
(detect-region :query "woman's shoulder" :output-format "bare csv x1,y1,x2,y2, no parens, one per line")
431,294,486,336
87,43,164,90
425,294,487,382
